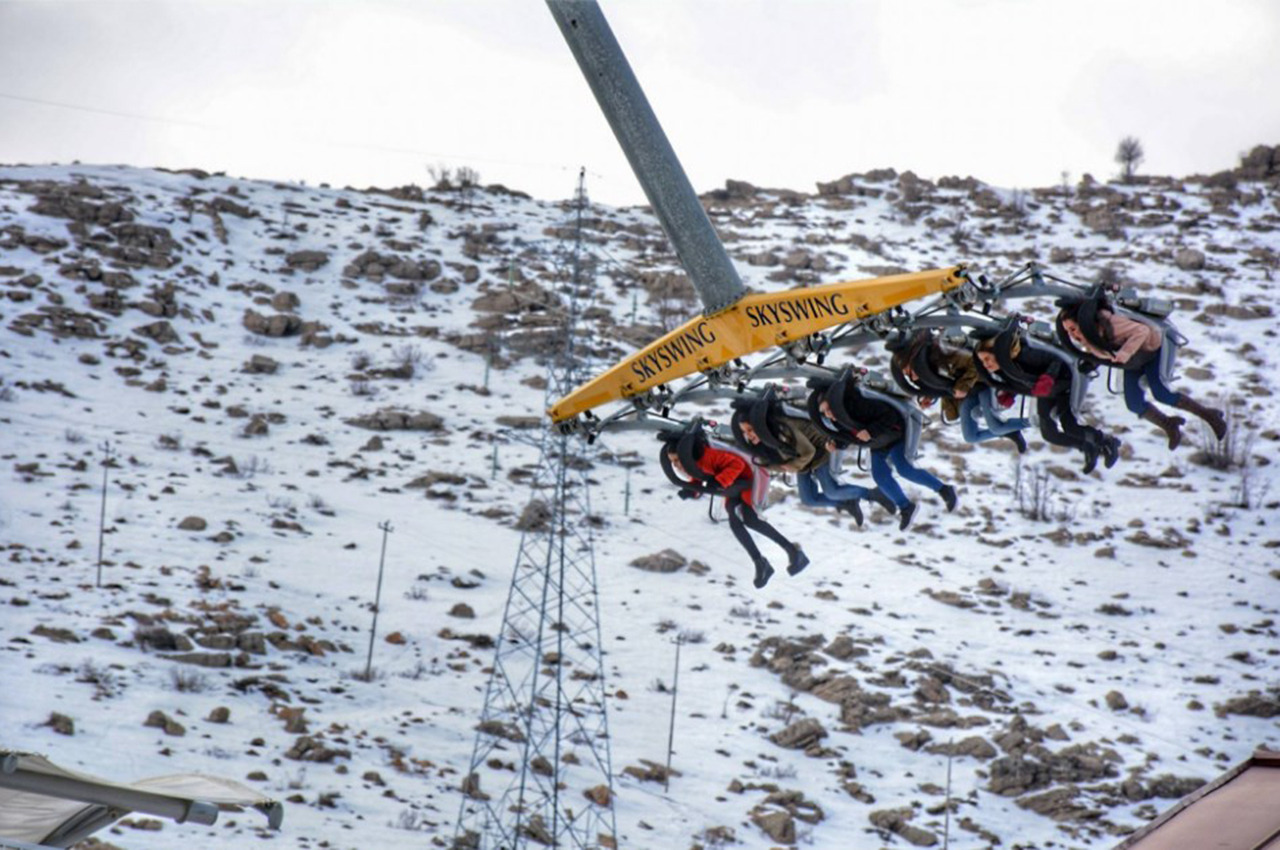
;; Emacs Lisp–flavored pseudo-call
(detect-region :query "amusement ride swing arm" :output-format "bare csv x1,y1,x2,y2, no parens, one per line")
548,265,970,423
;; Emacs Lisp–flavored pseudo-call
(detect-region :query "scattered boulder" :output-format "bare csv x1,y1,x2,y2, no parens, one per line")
44,712,75,736
271,291,301,312
207,706,231,724
285,736,349,762
345,408,444,432
1175,248,1207,271
751,810,795,844
285,251,329,272
515,500,552,532
243,310,304,338
1215,690,1280,718
628,549,687,573
449,603,476,619
869,808,936,847
177,516,208,532
770,718,828,751
243,354,279,374
143,710,186,737
133,320,179,344
32,625,80,644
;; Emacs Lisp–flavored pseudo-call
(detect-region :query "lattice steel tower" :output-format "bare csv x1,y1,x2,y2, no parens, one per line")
454,172,617,850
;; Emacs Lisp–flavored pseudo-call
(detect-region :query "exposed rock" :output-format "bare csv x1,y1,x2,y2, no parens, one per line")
143,710,186,737
243,310,304,337
1105,690,1129,711
343,250,441,282
628,549,687,573
271,291,301,312
621,760,677,784
515,500,552,532
207,706,231,724
345,408,444,431
32,625,80,644
751,810,795,844
449,603,476,619
285,251,329,272
285,736,349,762
1215,690,1280,718
869,807,936,846
243,354,279,374
769,718,828,751
1175,248,1207,271
44,712,75,735
210,196,257,218
134,320,179,344
177,516,208,532
1015,785,1098,822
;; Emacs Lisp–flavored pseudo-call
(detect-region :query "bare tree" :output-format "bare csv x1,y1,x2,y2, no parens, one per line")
1115,136,1144,184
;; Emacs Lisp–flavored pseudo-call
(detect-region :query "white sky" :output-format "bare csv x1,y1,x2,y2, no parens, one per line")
2,0,1278,206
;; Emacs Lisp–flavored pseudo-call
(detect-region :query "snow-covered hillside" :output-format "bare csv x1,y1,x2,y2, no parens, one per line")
1,158,1278,850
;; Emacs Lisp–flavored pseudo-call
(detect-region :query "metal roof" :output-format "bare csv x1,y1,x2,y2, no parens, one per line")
1115,749,1280,850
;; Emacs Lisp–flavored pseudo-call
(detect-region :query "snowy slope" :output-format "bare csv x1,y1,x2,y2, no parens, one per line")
1,161,1278,850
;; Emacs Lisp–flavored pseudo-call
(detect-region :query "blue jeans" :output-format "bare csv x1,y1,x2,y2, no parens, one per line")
796,464,871,509
1123,357,1181,416
959,389,1032,444
870,442,944,508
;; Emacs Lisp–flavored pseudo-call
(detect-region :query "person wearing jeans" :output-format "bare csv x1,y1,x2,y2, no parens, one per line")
959,386,1033,448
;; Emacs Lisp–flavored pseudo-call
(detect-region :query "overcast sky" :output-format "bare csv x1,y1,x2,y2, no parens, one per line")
2,0,1278,206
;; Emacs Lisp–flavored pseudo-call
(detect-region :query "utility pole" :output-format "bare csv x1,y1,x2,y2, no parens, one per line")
364,520,393,681
664,633,683,793
95,441,115,588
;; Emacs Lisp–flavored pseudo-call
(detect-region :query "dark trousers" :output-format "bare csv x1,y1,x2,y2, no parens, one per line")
726,498,796,566
1036,394,1104,451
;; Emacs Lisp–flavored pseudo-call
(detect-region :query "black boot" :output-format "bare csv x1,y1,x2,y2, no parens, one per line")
1175,396,1227,441
1101,435,1122,468
1141,407,1185,450
838,499,864,527
1006,430,1028,454
898,500,917,531
938,484,958,513
866,488,898,515
787,547,810,577
1081,438,1100,474
753,559,775,589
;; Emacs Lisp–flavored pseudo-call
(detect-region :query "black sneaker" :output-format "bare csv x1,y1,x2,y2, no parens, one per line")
1007,431,1028,454
898,500,917,531
786,548,810,577
753,559,775,589
866,488,898,515
839,499,864,527
1101,435,1121,468
939,484,958,513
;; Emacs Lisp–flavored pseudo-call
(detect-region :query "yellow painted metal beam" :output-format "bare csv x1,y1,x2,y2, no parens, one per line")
548,266,967,423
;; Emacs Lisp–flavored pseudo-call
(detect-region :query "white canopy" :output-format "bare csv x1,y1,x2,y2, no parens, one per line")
0,750,281,849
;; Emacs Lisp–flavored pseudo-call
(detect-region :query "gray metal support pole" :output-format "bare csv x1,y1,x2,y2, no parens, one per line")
95,441,113,588
365,520,393,680
663,633,682,792
546,0,747,315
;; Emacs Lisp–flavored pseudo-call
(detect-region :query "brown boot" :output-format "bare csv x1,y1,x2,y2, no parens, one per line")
1175,396,1227,441
1142,407,1185,450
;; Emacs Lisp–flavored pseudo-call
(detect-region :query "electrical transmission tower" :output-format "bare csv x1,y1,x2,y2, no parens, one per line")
455,171,617,850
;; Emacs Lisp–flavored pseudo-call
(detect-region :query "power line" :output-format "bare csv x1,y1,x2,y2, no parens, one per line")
0,90,611,182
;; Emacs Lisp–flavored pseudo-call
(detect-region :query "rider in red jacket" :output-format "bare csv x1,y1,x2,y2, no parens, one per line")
663,431,805,589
